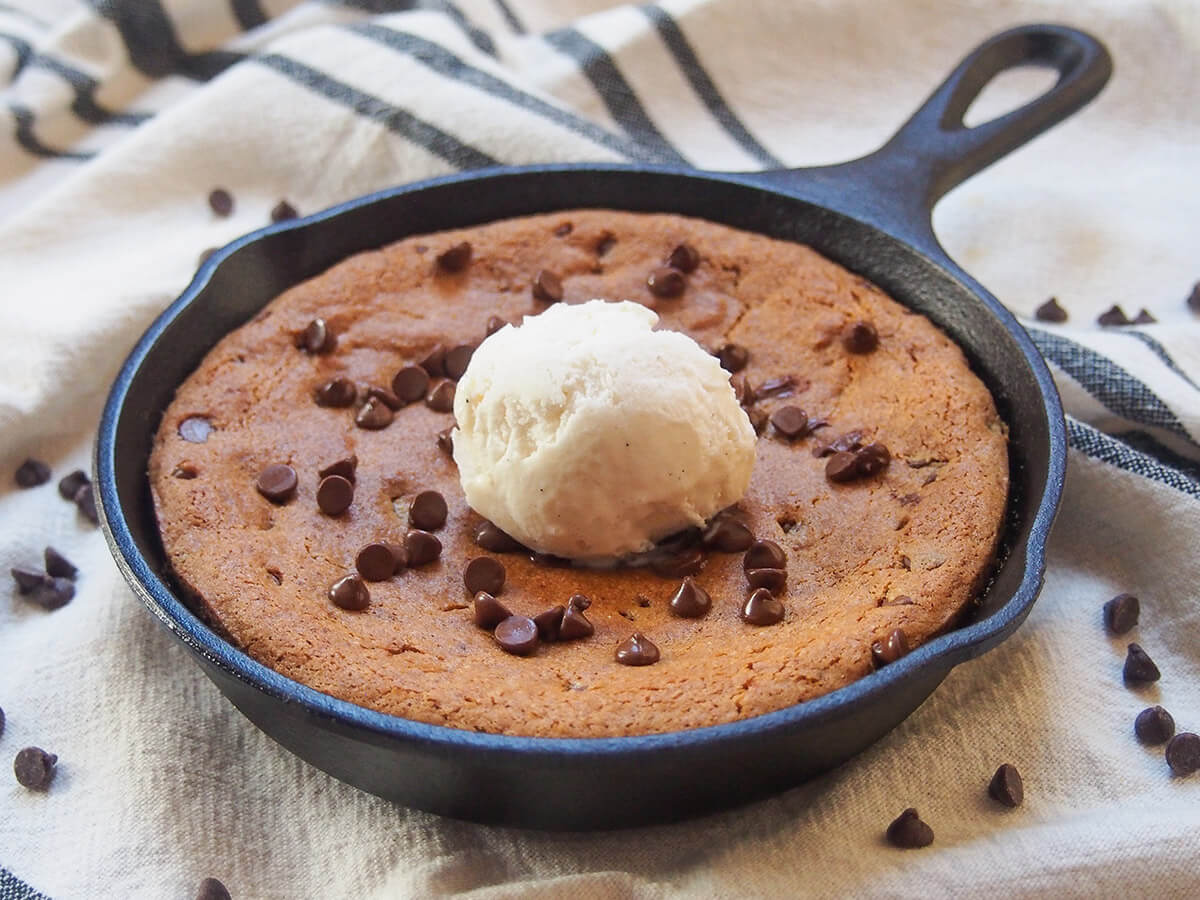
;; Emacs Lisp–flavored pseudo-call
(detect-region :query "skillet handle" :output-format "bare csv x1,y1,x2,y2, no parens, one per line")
757,24,1112,250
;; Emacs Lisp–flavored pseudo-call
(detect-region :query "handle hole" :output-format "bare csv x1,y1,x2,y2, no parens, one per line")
963,65,1059,127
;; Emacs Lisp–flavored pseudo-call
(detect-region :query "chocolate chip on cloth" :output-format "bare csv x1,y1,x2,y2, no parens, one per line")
463,556,505,595
1188,282,1200,315
44,546,77,579
871,629,910,666
299,317,336,354
436,241,472,272
886,808,934,848
207,188,233,217
256,464,297,503
32,577,75,610
1034,296,1069,322
742,588,784,626
1134,706,1175,745
74,483,99,525
58,469,90,501
1123,643,1161,684
615,632,660,666
842,320,879,353
1103,593,1139,634
196,877,233,900
14,746,58,790
647,266,685,298
988,763,1024,807
355,396,394,430
314,378,358,408
11,566,47,594
271,199,298,222
1166,733,1200,776
473,592,513,629
1131,308,1156,324
316,475,354,516
409,490,448,531
404,529,442,567
1097,305,1131,326
532,269,564,302
329,574,370,611
14,457,51,488
669,577,711,618
391,365,430,405
494,615,539,656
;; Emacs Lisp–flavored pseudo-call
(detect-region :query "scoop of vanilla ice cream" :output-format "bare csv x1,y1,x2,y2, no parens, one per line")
452,300,757,560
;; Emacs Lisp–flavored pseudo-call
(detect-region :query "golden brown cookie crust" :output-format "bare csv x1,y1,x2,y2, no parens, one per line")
149,210,1008,737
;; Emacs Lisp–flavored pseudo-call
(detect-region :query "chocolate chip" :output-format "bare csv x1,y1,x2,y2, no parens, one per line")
437,427,454,456
715,343,748,374
301,318,337,354
58,469,90,501
756,375,798,400
1103,592,1139,634
329,574,369,611
884,595,915,606
173,463,199,479
208,188,233,217
44,547,76,580
1188,282,1200,315
420,345,447,378
355,396,394,430
198,247,217,267
669,577,711,618
270,199,298,222
1166,733,1200,776
842,320,879,353
356,542,402,581
855,442,891,477
533,605,565,642
256,464,297,503
196,877,232,900
667,243,700,273
886,808,934,849
409,490,448,531
987,763,1024,807
437,241,472,272
1131,308,1156,325
1135,706,1175,745
485,315,507,336
554,222,573,237
872,629,910,667
404,529,442,566
1123,643,1161,684
314,378,357,408
316,475,354,516
475,520,523,553
426,380,456,413
647,266,685,298
559,604,594,640
74,483,98,524
702,518,753,553
650,546,704,578
317,455,357,483
493,615,538,655
464,556,505,595
1097,305,1130,326
13,747,57,790
826,450,862,483
33,576,74,610
746,567,786,594
15,458,51,487
746,407,768,435
813,430,865,458
474,592,513,629
364,384,403,411
595,233,617,256
615,632,660,666
532,269,564,302
11,566,46,594
1035,297,1068,322
770,406,809,440
744,540,786,571
569,593,591,611
731,374,755,406
444,344,476,381
741,588,784,625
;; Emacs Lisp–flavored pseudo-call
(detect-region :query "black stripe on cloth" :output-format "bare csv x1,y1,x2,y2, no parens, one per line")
231,0,269,31
1028,328,1195,444
350,22,660,163
256,53,497,169
491,0,525,34
335,0,497,57
637,4,782,168
1068,417,1200,499
1116,429,1200,482
1125,330,1199,392
88,0,244,80
1,29,31,77
8,103,95,159
544,27,689,166
0,865,50,900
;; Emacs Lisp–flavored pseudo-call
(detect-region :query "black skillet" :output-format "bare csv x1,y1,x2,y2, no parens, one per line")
96,25,1111,829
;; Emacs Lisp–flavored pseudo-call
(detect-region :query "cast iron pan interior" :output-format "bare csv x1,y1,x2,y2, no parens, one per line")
96,25,1110,829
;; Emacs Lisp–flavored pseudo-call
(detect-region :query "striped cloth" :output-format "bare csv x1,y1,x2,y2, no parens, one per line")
1,1,1197,897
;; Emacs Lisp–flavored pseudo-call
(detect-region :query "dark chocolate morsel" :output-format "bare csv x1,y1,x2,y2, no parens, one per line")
647,266,685,298
667,243,700,273
409,490,448,531
1123,643,1161,683
743,540,786,571
842,320,879,353
559,605,594,640
419,345,446,379
14,458,51,488
473,592,513,630
1097,305,1131,326
669,577,711,618
886,808,934,848
392,365,430,404
871,628,910,667
533,605,565,642
13,746,57,790
44,547,77,580
826,450,860,483
436,241,472,272
74,483,99,524
12,566,47,594
756,375,798,399
404,529,442,567
443,344,476,381
207,188,233,217
615,632,660,666
855,442,891,477
702,518,754,553
486,315,507,336
715,343,749,373
329,574,370,611
746,407,768,435
745,567,786,594
475,520,523,552
1165,733,1200,776
256,464,297,503
595,233,617,256
568,593,591,611
356,542,402,582
316,475,354,516
494,615,539,655
463,556,505,595
314,378,357,408
650,546,704,578
437,427,455,456
741,588,784,625
426,381,456,413
532,269,564,302
770,406,809,440
1188,282,1200,315
196,877,233,900
1131,308,1157,325
355,397,394,430
1103,593,1139,634
365,385,403,411
988,763,1024,807
1134,706,1175,745
58,469,90,501
270,199,298,222
301,318,337,354
317,455,357,483
1034,297,1068,323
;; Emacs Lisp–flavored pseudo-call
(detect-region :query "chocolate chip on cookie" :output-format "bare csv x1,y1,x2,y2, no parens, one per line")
463,557,505,595
328,574,370,611
314,378,357,408
741,588,784,626
356,542,404,581
300,318,337,354
391,366,430,404
316,475,354,516
715,343,749,373
256,464,297,503
667,243,700,273
1097,305,1130,327
426,381,456,413
871,629,910,667
615,632,660,666
770,406,809,440
744,540,786,571
701,518,753,553
355,396,394,430
473,592,513,629
317,455,357,483
409,490,448,531
436,241,472,273
404,529,442,567
475,520,523,553
494,615,539,655
207,188,233,217
532,269,564,303
647,266,685,298
669,577,711,618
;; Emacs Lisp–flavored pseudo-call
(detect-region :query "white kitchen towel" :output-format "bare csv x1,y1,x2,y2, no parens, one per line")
1,1,1198,897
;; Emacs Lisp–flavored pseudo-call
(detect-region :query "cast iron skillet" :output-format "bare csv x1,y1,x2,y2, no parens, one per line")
96,25,1110,829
